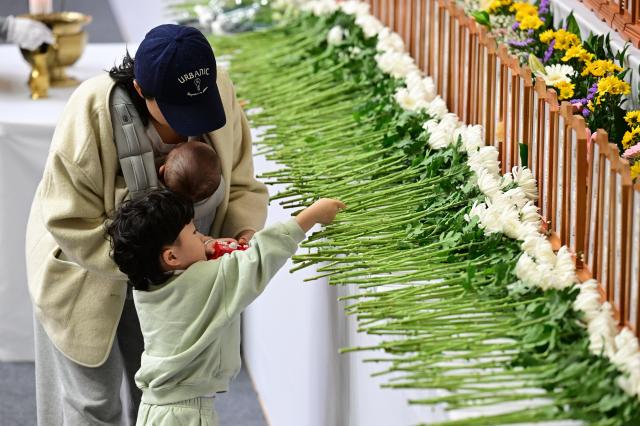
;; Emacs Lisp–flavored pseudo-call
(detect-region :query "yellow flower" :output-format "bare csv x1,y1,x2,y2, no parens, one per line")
519,14,544,30
487,0,512,12
595,75,631,104
631,162,640,180
581,59,623,77
625,111,640,127
554,81,575,100
539,29,555,43
553,29,580,50
510,2,538,21
587,100,594,111
561,45,594,63
623,127,640,149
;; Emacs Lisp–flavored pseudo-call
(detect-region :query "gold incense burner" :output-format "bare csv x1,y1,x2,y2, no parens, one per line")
20,12,92,99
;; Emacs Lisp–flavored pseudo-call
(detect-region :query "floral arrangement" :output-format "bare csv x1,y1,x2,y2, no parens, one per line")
467,0,640,179
184,0,640,422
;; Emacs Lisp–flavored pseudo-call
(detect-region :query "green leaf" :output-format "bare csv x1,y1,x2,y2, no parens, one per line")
528,54,546,77
471,11,491,29
519,143,529,167
565,12,582,42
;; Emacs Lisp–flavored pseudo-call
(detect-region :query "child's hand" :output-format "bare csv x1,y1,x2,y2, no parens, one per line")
204,237,238,258
295,198,345,232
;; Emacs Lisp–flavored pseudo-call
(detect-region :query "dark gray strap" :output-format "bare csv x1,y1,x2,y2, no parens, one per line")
0,16,9,42
109,86,158,199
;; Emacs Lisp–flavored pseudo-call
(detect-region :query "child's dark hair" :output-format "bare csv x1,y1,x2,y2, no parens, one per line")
106,189,194,291
108,50,152,126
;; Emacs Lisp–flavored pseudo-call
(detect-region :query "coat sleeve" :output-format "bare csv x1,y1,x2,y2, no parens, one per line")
220,76,269,239
39,96,124,280
219,220,306,319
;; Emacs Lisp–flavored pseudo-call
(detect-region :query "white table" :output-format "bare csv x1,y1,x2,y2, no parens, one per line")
0,43,135,361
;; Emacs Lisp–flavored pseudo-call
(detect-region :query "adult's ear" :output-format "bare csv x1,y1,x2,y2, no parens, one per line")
133,79,144,99
158,164,166,181
160,247,179,270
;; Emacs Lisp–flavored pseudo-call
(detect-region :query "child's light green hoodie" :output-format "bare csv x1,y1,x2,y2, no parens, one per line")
133,219,306,405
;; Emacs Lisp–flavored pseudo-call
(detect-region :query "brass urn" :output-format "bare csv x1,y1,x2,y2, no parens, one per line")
20,12,92,99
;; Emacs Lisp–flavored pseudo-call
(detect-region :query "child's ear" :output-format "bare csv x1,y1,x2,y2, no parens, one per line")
158,164,166,181
160,247,179,269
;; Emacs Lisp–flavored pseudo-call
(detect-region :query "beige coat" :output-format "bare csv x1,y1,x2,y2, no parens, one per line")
25,71,268,367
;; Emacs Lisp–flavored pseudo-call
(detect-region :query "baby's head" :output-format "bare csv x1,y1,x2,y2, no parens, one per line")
160,141,222,202
107,189,207,290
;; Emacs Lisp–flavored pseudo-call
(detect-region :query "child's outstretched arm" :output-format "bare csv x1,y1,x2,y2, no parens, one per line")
219,198,345,319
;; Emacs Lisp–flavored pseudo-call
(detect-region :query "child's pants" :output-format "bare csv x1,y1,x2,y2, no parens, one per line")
136,396,218,425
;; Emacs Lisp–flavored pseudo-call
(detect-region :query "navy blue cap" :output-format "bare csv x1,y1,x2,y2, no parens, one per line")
134,24,226,136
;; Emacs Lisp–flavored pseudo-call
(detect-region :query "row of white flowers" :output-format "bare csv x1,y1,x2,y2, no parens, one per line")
285,0,640,400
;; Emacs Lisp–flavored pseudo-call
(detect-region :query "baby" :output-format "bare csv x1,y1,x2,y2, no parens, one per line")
107,189,344,425
159,140,221,204
160,141,239,257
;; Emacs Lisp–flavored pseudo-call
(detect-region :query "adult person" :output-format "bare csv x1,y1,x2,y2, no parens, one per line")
0,15,54,50
25,24,268,425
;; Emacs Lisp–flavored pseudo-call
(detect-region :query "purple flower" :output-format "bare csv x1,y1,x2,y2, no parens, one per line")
543,39,556,63
512,21,520,31
582,108,591,118
509,38,535,47
587,83,598,100
528,29,534,36
539,0,550,14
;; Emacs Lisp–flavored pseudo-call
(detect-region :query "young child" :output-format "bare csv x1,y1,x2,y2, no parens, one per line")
106,189,344,425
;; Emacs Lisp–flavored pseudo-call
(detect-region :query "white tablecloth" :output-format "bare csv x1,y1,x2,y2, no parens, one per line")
0,43,134,361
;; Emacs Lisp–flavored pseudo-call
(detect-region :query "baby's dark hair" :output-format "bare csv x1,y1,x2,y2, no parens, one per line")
106,189,194,291
163,141,222,202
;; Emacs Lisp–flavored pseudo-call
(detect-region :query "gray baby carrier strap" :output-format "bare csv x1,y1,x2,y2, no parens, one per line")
109,85,159,199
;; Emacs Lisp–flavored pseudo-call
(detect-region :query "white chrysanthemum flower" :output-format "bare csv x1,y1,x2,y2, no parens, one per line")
574,279,602,322
516,221,541,242
499,206,523,239
426,96,449,119
376,27,405,53
339,0,370,16
327,26,344,45
375,51,417,79
439,113,461,132
465,200,487,224
501,172,513,189
503,187,528,209
426,127,452,150
422,76,436,101
611,328,640,396
476,168,502,198
541,64,575,86
552,246,576,289
515,253,538,283
461,125,484,153
394,88,427,111
512,167,538,200
349,46,362,57
522,235,555,265
588,302,617,358
468,146,501,176
355,14,383,38
536,263,557,291
405,71,423,91
301,0,339,16
519,201,541,226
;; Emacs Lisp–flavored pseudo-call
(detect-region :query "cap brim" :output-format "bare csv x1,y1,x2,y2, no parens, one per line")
156,84,227,137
